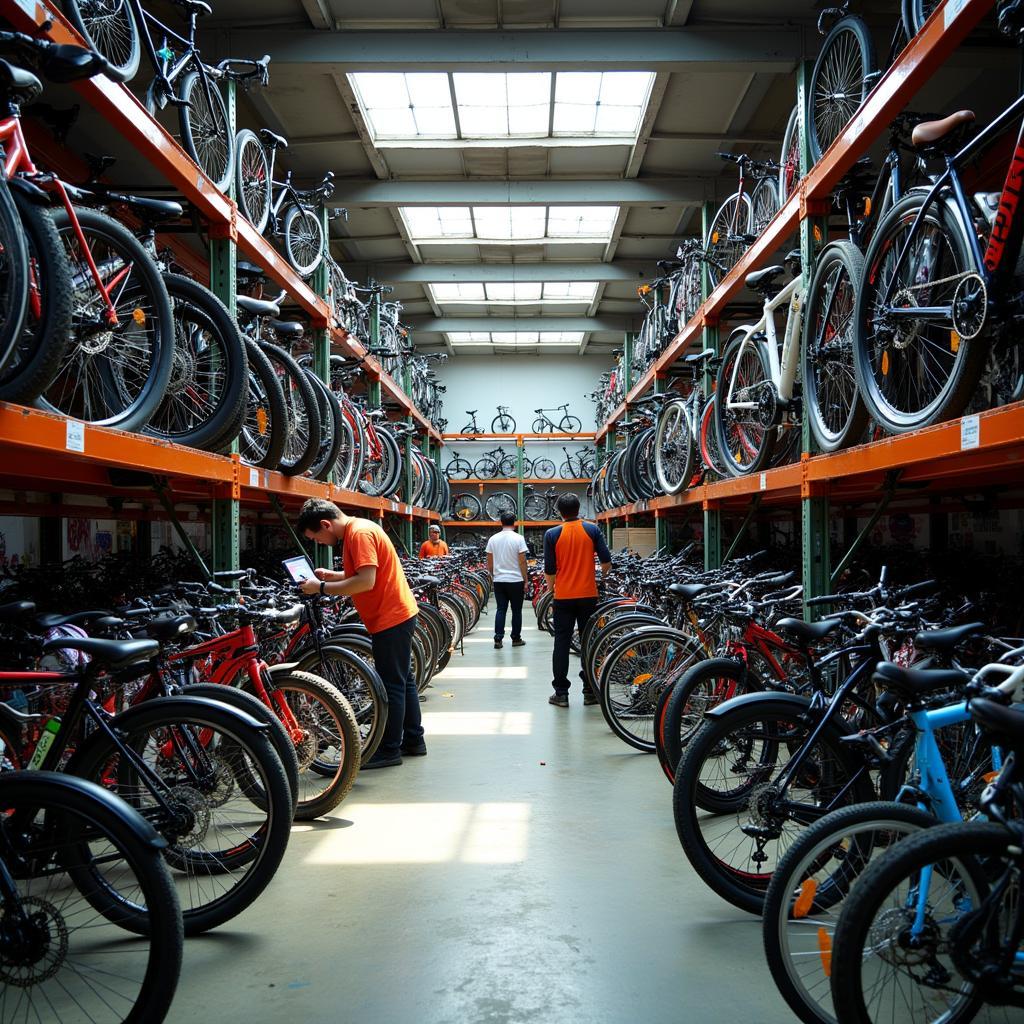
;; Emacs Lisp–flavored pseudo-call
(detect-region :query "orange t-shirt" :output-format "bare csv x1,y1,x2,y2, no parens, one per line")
419,539,449,558
544,519,612,600
342,518,418,634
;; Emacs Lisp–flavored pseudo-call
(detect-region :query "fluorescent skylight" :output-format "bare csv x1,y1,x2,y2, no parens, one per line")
349,71,654,142
448,332,585,347
431,282,598,304
400,207,619,245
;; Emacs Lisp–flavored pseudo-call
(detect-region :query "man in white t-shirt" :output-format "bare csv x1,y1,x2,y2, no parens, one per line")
485,511,530,650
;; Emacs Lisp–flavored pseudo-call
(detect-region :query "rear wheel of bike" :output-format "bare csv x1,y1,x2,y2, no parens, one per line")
446,456,472,480
234,128,272,233
260,341,321,476
0,177,28,377
143,273,248,452
714,330,776,476
492,411,516,432
474,456,500,479
40,206,174,431
484,491,517,521
523,493,547,520
332,404,357,488
365,425,404,496
0,770,182,1023
705,192,752,288
0,189,71,404
751,176,780,236
559,413,583,433
60,0,141,82
778,104,802,204
306,371,344,481
451,492,482,521
902,0,940,35
853,192,983,433
282,203,325,278
654,398,695,495
700,395,728,478
808,15,877,165
531,458,556,479
803,240,869,453
178,71,234,193
239,337,287,469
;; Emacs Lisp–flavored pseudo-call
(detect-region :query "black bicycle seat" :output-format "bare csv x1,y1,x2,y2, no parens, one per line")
271,320,304,338
0,600,36,622
171,0,212,16
237,261,265,278
41,636,158,668
872,662,970,702
35,610,112,630
259,129,288,148
417,575,442,588
668,582,708,602
684,348,715,364
140,613,196,644
775,617,841,646
745,265,785,296
236,295,281,318
0,60,41,104
913,622,985,654
465,409,478,414
105,193,183,222
969,698,1024,751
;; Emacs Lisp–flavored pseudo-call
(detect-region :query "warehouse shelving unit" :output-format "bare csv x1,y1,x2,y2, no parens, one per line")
592,0,1024,611
0,0,443,569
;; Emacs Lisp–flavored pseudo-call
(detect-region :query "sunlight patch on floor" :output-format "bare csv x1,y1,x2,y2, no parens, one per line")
434,666,529,680
420,711,533,735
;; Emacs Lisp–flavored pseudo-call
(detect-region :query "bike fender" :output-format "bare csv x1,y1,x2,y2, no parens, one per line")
705,689,863,740
266,661,301,678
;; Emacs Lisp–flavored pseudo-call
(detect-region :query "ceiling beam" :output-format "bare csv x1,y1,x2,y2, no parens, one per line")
407,315,635,332
338,261,658,283
216,27,802,72
329,177,713,207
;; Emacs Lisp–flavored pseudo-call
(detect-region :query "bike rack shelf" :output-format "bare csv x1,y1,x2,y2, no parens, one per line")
3,0,441,445
443,520,563,528
447,478,591,486
442,433,596,442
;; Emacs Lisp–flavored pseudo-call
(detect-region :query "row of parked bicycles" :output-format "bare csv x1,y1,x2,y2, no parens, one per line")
0,545,489,1021
593,0,1024,511
538,543,1024,1023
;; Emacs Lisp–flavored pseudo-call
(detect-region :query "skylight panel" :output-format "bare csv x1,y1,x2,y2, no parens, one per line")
447,332,492,345
543,282,599,301
447,332,585,347
546,206,619,238
487,283,543,301
431,283,486,302
400,207,473,239
552,72,654,137
453,73,551,138
472,207,546,240
429,282,597,305
350,73,457,140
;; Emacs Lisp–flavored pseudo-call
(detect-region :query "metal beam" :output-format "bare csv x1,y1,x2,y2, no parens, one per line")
407,315,634,332
338,260,657,283
217,27,802,72
648,131,782,145
329,177,713,207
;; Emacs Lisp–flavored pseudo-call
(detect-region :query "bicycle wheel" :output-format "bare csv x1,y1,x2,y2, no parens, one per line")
332,403,357,488
446,456,472,480
803,241,869,452
654,398,695,495
0,188,71,404
751,176,780,236
0,177,28,379
532,458,556,479
672,699,875,915
239,337,287,469
71,696,292,936
491,412,516,432
474,456,500,479
705,192,752,288
282,203,325,278
365,425,404,497
714,330,776,476
523,493,547,520
178,70,234,193
305,371,344,481
700,395,728,477
808,16,877,165
451,492,481,521
779,104,803,203
830,822,1003,1024
484,491,517,520
60,0,141,82
902,0,941,36
143,273,248,452
260,341,321,476
853,192,984,432
0,770,182,1023
763,802,937,1024
40,206,174,431
531,416,550,433
234,129,272,233
559,414,583,433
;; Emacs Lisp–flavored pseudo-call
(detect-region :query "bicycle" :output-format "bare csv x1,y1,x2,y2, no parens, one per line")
652,349,717,495
492,404,516,432
445,450,475,480
460,408,483,434
531,403,583,434
522,485,560,522
559,446,595,480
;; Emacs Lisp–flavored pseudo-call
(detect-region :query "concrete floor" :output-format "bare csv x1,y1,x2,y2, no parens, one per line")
168,619,796,1024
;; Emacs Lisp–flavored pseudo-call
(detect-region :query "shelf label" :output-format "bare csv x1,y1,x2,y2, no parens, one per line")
945,0,969,28
249,468,260,488
759,472,767,491
65,420,84,453
960,414,980,450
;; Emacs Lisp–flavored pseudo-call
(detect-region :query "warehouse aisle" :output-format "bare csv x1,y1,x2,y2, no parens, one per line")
169,620,793,1024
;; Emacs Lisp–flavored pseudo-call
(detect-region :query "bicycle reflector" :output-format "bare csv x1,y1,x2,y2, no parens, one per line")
132,308,146,325
638,284,651,295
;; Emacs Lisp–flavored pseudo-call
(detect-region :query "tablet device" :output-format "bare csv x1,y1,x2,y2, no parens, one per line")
282,555,316,583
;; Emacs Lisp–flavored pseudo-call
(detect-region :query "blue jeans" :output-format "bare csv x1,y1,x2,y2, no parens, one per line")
493,581,524,641
369,614,423,758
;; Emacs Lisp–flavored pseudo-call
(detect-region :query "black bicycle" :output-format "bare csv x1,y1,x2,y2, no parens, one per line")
532,404,583,434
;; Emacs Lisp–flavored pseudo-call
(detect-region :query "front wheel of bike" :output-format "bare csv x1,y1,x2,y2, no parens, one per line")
705,192,752,289
491,412,516,432
282,203,325,278
531,458,556,479
523,493,547,520
654,398,695,495
484,491,517,521
234,129,272,233
178,71,234,193
559,414,583,434
714,330,776,477
901,0,941,36
751,176,780,236
778,104,802,204
60,0,141,83
450,492,482,521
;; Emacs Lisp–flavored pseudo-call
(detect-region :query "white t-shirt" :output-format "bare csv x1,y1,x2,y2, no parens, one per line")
486,529,529,583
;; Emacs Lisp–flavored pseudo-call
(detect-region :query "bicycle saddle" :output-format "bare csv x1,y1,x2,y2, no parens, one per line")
236,295,281,318
745,264,785,296
105,193,184,222
683,348,715,364
35,610,113,630
171,0,213,16
140,613,196,644
774,617,841,646
0,600,36,622
465,409,478,414
259,128,288,149
668,582,708,602
912,621,985,654
871,662,970,702
41,636,158,668
912,110,975,148
271,320,304,338
416,575,442,588
237,261,265,279
969,698,1024,751
0,60,41,104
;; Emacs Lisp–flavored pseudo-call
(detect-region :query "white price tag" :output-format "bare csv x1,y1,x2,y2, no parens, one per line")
65,420,84,453
945,0,968,28
249,468,260,487
759,472,767,491
960,414,980,450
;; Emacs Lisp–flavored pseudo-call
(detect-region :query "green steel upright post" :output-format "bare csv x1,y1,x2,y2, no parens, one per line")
795,59,831,617
516,439,525,536
311,207,334,569
602,432,614,546
400,356,414,552
700,200,722,570
210,78,239,573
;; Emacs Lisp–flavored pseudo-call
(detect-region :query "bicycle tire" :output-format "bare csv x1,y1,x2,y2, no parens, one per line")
178,70,234,193
446,457,472,480
259,341,321,476
654,398,695,495
700,394,728,478
779,104,803,204
751,176,780,236
0,176,28,377
0,188,71,404
40,206,175,431
808,16,877,165
714,329,777,476
234,128,272,233
143,273,248,452
0,770,182,1023
705,192,753,288
474,456,500,479
532,458,556,479
559,414,583,434
523,493,547,521
371,424,405,497
305,370,344,481
332,401,358,488
282,203,325,278
902,0,940,36
239,337,287,469
451,492,482,521
531,416,549,434
70,695,292,936
60,0,141,83
484,491,517,521
491,412,516,432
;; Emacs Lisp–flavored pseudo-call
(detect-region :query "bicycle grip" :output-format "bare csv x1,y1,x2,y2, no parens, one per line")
901,579,938,597
805,593,841,606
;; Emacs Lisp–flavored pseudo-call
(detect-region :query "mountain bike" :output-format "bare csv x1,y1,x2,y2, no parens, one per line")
532,403,583,434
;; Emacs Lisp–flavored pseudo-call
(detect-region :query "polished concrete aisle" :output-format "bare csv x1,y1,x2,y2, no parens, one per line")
169,619,794,1024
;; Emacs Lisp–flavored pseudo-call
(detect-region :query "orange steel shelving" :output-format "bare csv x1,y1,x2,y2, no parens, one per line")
443,520,562,528
442,433,596,443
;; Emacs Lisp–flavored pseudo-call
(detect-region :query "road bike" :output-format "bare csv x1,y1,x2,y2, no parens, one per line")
493,404,516,432
559,446,596,479
531,403,583,434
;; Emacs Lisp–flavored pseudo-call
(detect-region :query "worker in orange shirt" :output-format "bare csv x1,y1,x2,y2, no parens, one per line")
419,524,449,558
296,498,425,769
543,492,612,707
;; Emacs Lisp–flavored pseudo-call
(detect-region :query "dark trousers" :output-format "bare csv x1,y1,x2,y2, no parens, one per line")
551,597,598,694
493,581,524,641
369,614,423,758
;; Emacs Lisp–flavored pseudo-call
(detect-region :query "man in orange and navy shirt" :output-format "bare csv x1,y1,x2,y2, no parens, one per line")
543,492,612,707
419,524,449,558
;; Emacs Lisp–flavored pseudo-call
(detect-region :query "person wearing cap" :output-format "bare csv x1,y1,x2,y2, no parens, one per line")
419,525,449,558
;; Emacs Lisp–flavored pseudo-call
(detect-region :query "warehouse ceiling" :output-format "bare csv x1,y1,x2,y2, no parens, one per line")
199,1,999,356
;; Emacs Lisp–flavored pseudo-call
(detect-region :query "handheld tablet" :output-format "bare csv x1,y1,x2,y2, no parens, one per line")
282,555,316,583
